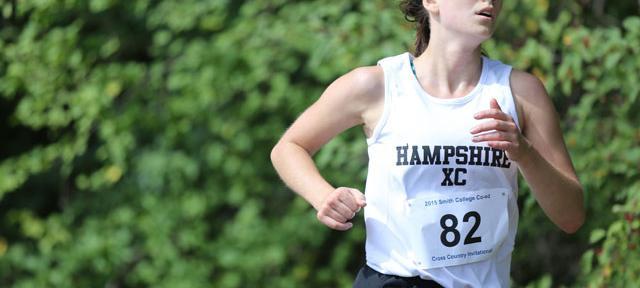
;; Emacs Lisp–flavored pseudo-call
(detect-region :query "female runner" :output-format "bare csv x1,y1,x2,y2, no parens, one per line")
271,0,585,287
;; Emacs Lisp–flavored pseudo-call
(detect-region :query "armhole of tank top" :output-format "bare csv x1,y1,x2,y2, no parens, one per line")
366,62,393,146
505,66,523,132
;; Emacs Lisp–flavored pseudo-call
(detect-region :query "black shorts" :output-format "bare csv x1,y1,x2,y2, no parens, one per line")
353,264,444,288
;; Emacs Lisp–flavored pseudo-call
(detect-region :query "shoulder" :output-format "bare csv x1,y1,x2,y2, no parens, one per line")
341,65,384,97
326,65,385,110
508,69,555,134
509,69,548,102
342,52,407,95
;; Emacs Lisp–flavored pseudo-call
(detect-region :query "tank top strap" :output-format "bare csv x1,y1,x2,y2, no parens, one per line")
368,53,411,145
481,57,520,129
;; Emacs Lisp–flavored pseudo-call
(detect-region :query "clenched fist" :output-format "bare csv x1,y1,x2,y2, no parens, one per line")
316,187,367,231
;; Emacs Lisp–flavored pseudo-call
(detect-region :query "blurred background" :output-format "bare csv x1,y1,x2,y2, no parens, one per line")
0,0,639,287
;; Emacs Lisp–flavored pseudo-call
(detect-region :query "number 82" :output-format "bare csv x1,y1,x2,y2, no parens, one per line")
440,211,482,247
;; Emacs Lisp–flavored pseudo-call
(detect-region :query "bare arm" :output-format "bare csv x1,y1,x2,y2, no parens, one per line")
270,66,384,230
471,70,585,233
510,70,585,233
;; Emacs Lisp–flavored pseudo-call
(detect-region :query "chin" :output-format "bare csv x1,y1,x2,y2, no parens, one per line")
477,28,495,40
472,31,493,44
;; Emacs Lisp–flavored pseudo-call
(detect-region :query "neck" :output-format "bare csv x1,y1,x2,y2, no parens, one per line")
413,35,484,99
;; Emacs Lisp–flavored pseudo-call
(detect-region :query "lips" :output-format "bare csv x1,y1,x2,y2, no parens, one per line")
476,7,494,19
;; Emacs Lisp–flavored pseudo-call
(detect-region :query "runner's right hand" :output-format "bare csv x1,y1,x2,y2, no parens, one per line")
316,187,367,231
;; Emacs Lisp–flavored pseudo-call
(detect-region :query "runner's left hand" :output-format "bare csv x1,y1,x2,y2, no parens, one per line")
469,98,532,162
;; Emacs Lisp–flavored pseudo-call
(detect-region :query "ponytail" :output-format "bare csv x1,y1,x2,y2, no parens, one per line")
399,0,430,56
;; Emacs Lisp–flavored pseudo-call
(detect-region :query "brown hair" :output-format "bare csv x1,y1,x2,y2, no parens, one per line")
400,0,430,56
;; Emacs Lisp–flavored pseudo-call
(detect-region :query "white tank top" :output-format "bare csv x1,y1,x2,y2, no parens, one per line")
364,52,520,288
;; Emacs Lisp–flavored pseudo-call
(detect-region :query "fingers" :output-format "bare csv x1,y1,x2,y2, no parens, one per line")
474,99,511,122
471,98,516,135
317,206,354,231
473,109,511,121
486,141,514,151
323,204,351,223
348,188,367,208
338,189,360,212
471,131,517,143
330,199,357,221
489,98,502,110
317,187,366,231
470,119,518,135
317,215,353,231
470,99,529,161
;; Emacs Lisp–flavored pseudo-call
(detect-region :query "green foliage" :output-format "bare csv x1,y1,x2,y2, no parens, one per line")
0,0,638,287
579,183,640,287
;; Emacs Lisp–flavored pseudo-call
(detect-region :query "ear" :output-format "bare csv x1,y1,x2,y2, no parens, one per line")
422,0,439,16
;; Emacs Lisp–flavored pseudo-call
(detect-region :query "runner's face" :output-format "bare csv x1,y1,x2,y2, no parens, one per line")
434,0,502,40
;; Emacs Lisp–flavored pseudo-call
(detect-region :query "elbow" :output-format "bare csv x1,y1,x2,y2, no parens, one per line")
560,209,586,234
560,183,586,234
270,140,293,169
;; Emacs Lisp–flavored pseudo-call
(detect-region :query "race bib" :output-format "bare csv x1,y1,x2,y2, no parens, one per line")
406,188,509,269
